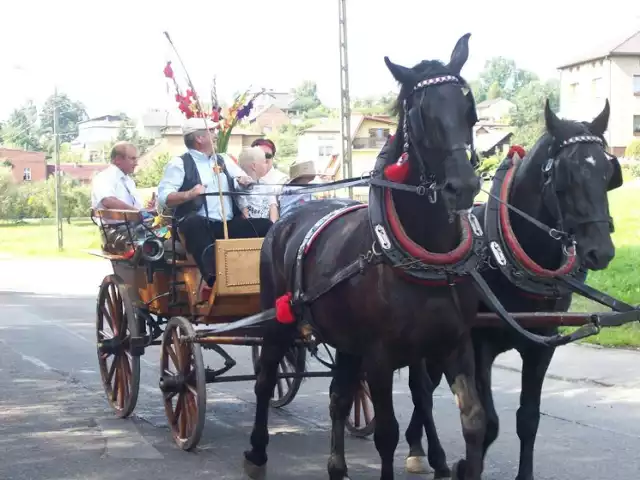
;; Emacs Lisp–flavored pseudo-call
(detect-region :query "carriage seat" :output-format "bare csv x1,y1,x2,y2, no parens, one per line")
163,237,187,261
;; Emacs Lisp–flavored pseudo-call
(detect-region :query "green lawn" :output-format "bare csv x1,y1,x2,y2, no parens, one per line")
0,218,102,258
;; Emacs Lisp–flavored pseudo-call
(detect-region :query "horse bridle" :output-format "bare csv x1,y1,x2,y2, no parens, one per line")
542,134,616,240
401,74,479,203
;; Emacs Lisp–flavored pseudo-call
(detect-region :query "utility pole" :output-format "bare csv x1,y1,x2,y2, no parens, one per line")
53,87,63,251
338,0,353,198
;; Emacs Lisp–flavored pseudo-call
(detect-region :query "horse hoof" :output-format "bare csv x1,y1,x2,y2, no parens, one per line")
451,459,467,480
243,451,267,479
406,456,433,474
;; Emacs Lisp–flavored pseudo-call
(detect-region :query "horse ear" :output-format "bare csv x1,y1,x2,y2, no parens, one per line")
447,33,471,74
384,56,413,84
588,99,610,137
544,98,562,135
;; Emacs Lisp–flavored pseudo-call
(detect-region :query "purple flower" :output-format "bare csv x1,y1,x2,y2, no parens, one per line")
236,100,254,121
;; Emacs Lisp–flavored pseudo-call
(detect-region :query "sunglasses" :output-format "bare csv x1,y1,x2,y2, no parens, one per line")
265,153,274,160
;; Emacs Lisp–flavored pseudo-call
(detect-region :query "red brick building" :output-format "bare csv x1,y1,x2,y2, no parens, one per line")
0,148,47,183
46,163,108,184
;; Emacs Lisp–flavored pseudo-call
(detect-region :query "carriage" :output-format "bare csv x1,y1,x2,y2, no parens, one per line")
88,208,375,450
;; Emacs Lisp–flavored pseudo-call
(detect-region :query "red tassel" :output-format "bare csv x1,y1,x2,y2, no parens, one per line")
275,293,295,324
507,145,526,160
384,153,410,183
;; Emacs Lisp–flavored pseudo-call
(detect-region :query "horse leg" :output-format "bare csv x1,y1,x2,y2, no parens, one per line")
515,345,554,480
444,338,487,480
472,339,501,460
404,361,451,478
366,357,399,480
243,337,291,476
327,352,361,480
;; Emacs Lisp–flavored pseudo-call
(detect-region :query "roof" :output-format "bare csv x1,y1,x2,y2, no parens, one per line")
475,129,513,153
302,115,397,140
557,28,640,69
0,147,46,157
476,98,514,109
251,90,297,110
78,114,125,125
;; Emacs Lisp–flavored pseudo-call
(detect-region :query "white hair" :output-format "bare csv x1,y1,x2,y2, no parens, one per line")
238,146,266,169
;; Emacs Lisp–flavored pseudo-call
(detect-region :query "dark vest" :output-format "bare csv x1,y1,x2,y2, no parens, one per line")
174,152,242,220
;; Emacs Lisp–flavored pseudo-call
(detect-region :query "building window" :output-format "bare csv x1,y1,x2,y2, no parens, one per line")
634,115,640,136
592,77,604,98
634,75,640,95
569,82,579,97
23,167,32,181
318,145,334,157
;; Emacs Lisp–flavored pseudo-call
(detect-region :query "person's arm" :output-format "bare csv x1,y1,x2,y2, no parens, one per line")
101,197,139,210
157,157,203,209
269,202,279,222
92,173,138,211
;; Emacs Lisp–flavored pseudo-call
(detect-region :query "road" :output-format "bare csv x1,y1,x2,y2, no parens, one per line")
1,258,640,479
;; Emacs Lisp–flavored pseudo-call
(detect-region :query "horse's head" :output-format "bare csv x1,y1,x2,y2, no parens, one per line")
384,33,481,212
538,99,621,270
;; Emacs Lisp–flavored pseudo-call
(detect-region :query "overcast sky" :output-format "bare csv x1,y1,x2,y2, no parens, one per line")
1,0,638,121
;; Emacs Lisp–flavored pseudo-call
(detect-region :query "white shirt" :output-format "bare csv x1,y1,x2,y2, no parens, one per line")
157,149,249,221
261,166,289,196
236,180,278,219
91,164,142,209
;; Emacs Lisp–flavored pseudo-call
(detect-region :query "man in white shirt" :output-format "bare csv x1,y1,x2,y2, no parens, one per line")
157,118,273,285
91,141,144,210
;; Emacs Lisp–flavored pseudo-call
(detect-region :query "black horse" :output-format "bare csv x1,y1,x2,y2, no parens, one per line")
403,99,622,480
244,34,493,480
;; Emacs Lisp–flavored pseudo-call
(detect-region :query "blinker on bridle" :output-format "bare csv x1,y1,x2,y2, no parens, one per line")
401,74,478,204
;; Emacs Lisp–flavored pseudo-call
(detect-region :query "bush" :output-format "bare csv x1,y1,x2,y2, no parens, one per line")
477,155,501,176
625,140,640,160
134,151,171,188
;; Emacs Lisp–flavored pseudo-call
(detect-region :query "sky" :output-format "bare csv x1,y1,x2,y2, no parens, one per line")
1,0,638,122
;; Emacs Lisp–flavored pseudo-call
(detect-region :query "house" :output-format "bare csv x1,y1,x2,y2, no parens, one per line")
474,127,514,157
137,109,185,139
557,28,640,156
251,90,300,116
0,147,47,183
297,114,397,198
476,98,515,124
71,114,132,162
249,104,291,134
46,163,109,184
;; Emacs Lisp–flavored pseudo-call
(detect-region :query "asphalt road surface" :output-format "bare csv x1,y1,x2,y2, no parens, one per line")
1,260,640,479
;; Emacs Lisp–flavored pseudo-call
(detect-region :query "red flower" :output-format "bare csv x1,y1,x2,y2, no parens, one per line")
211,110,220,122
163,61,174,79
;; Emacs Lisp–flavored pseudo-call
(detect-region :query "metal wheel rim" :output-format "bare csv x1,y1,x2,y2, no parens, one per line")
251,345,305,408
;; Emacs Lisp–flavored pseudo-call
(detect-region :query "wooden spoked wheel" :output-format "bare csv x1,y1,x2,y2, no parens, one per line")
346,379,375,437
160,316,206,451
251,345,306,408
96,275,141,418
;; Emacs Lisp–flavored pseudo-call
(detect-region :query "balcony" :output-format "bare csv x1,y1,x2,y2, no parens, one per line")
352,137,388,149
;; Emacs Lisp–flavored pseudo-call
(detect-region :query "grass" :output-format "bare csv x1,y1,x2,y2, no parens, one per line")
0,218,102,258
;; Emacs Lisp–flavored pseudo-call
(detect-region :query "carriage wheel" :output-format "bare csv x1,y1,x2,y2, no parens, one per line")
96,275,141,418
160,316,206,451
346,379,376,437
251,345,306,408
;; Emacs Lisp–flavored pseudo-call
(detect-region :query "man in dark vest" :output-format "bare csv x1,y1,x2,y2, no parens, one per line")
157,118,273,285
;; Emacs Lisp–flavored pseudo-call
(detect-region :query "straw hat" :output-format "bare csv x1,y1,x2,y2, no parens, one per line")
289,160,317,181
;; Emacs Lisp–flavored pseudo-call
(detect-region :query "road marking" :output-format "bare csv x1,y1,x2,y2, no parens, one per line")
96,417,164,459
20,354,54,371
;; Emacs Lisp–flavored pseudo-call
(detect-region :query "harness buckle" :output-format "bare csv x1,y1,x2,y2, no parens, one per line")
548,228,562,240
416,185,426,196
427,184,438,203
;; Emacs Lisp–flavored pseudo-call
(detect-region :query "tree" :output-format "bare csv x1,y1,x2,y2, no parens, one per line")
351,92,396,116
509,79,560,148
39,92,88,147
112,113,155,156
134,151,171,188
1,101,42,151
289,80,322,113
477,57,539,102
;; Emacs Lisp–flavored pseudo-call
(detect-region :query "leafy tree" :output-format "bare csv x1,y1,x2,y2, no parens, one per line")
625,140,640,159
477,57,539,102
1,101,42,151
109,113,155,157
351,92,396,116
134,151,172,188
509,79,560,148
289,80,322,113
39,92,88,147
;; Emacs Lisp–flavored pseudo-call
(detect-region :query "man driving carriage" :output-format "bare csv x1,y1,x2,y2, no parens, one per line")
157,118,273,286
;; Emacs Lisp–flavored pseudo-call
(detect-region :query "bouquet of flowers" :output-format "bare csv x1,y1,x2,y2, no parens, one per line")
163,61,263,154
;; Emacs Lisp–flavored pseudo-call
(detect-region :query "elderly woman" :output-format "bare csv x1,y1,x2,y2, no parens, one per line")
236,146,279,222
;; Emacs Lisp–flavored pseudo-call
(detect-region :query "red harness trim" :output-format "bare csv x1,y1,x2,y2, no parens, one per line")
499,162,577,278
303,204,368,254
384,188,473,265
